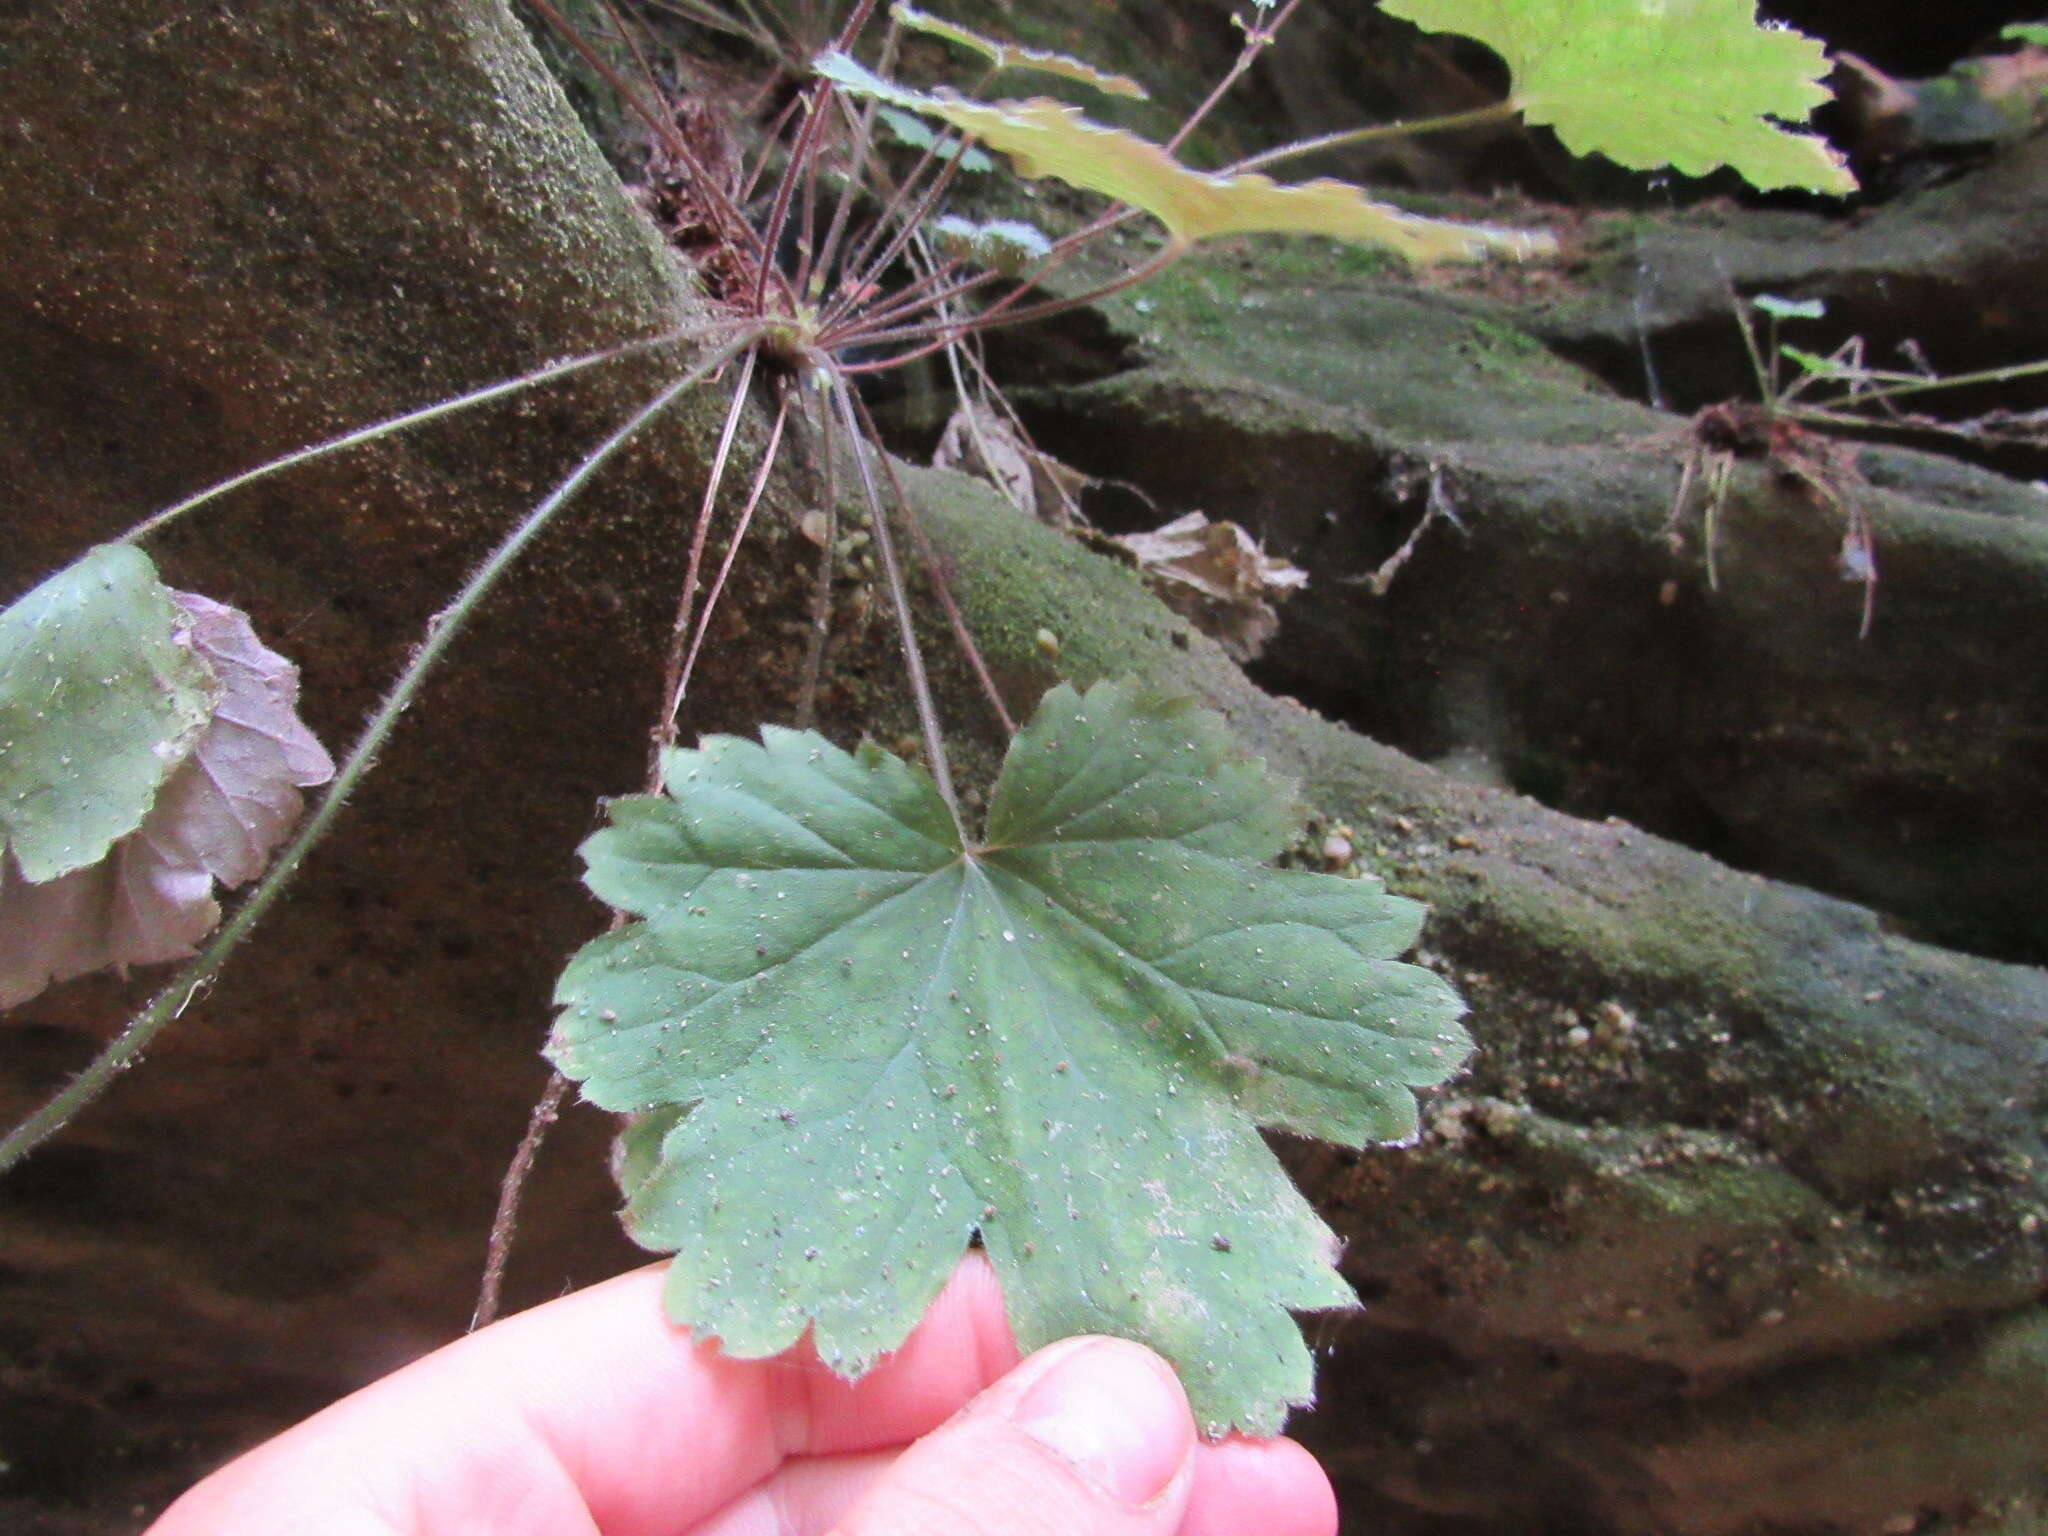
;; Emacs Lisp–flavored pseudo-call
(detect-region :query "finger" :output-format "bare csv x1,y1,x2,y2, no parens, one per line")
1179,1435,1339,1536
692,1431,1337,1536
825,1335,1197,1536
691,1450,892,1536
148,1256,1018,1536
767,1259,1019,1457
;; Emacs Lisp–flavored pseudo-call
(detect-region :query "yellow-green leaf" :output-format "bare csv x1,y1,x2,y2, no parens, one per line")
1379,0,1856,194
816,52,1554,263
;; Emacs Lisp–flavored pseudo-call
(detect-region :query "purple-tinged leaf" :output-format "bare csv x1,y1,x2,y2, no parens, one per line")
0,593,332,1009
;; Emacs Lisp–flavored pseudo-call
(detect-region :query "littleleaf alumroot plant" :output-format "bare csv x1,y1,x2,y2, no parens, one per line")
1,0,1854,1432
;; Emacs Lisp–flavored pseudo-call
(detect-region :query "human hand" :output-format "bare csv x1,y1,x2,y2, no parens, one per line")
146,1256,1338,1535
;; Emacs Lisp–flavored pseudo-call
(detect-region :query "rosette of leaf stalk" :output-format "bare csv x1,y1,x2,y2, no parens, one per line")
518,0,1561,767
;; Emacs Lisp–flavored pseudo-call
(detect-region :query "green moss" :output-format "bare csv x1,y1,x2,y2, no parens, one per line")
1463,313,1548,372
1123,262,1246,341
1083,244,1646,446
904,462,1199,690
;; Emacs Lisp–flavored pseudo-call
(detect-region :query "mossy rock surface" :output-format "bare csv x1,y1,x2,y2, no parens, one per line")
1001,233,2048,970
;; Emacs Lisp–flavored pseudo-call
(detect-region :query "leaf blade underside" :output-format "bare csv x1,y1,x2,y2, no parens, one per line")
551,681,1469,1433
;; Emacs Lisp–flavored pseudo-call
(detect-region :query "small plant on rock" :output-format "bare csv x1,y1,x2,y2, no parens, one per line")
1666,290,2048,637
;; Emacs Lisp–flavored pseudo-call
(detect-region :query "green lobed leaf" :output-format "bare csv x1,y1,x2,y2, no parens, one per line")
815,51,1555,264
550,679,1470,1433
0,545,216,884
1377,0,1857,195
2004,23,2048,46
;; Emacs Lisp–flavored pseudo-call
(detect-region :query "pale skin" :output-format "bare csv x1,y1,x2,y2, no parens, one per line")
147,1257,1339,1536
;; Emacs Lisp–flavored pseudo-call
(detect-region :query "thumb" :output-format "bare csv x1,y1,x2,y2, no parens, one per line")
829,1335,1197,1536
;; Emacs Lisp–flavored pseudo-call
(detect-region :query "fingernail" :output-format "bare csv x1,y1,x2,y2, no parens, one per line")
1009,1338,1192,1507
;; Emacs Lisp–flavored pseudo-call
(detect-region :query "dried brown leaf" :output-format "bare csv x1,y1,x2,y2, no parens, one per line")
933,403,1091,527
1113,513,1307,661
935,402,1037,518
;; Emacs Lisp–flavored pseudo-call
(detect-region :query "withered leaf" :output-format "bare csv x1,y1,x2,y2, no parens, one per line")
1113,513,1308,661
